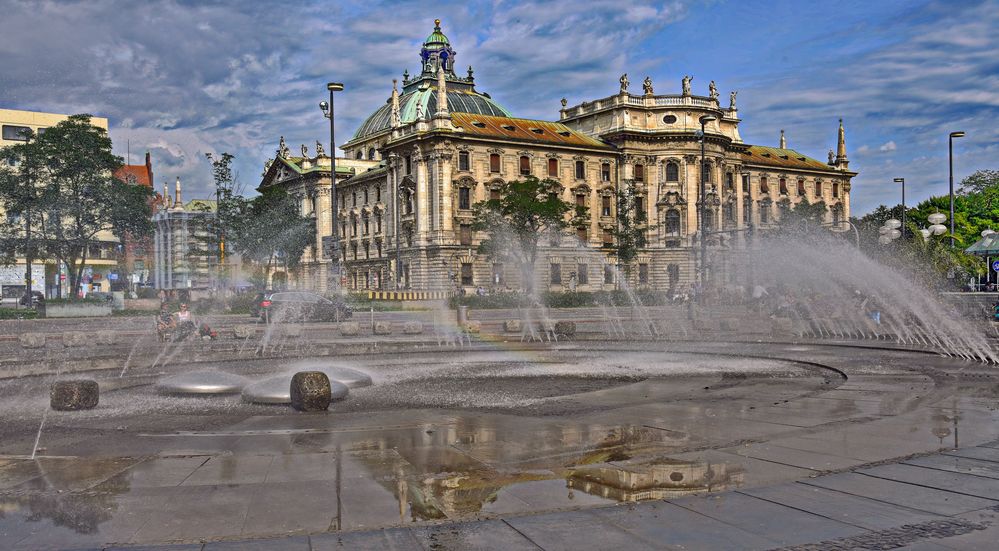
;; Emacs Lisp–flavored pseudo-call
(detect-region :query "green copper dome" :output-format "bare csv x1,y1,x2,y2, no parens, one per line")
424,19,450,46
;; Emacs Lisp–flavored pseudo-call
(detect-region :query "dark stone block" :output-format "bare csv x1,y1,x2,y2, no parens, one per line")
554,320,576,338
290,371,331,412
50,379,99,410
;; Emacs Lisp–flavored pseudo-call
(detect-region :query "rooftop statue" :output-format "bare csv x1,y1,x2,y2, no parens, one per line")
301,143,308,158
643,76,653,95
682,75,692,97
415,100,423,119
560,97,567,108
729,90,738,110
619,73,629,93
279,136,290,159
709,80,719,101
315,141,326,157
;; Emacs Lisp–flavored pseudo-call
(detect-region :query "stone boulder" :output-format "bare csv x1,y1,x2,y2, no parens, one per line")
464,320,482,333
374,321,392,335
504,320,522,332
95,330,116,346
339,321,360,336
50,380,99,411
403,321,423,335
290,371,332,412
233,325,256,339
692,319,716,331
553,321,576,338
19,333,46,349
62,331,88,347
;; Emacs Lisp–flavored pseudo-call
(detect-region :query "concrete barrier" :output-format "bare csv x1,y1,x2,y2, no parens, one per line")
50,380,99,410
123,298,160,311
504,320,522,332
19,333,46,349
233,325,256,339
374,321,392,335
282,325,303,338
340,322,360,336
403,321,423,334
40,302,112,318
62,332,89,347
290,371,331,412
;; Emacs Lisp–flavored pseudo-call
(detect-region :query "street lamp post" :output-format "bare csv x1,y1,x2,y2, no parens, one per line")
320,82,345,294
698,115,717,289
893,177,905,238
948,131,965,248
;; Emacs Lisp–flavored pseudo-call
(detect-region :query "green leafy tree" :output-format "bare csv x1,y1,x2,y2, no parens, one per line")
33,115,153,295
0,128,44,303
773,197,828,237
471,176,585,296
230,186,315,289
958,169,999,210
612,187,647,277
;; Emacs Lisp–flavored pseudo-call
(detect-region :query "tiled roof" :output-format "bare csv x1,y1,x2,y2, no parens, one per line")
450,113,613,149
115,165,152,187
741,145,832,171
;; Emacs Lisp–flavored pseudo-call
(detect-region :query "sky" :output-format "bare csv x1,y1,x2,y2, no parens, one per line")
0,0,996,215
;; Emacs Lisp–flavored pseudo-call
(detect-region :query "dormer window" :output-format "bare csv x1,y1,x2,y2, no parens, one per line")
502,124,516,131
471,121,486,128
530,128,544,134
558,131,571,137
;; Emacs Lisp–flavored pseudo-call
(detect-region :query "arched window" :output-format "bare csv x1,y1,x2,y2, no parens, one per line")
703,209,715,230
701,162,710,184
368,147,376,160
458,186,471,210
797,179,805,196
665,210,681,236
355,151,363,160
666,161,679,182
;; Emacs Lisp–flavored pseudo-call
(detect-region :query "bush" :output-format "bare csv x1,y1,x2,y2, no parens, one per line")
0,307,37,320
44,297,107,305
226,292,258,315
448,289,672,309
136,287,159,299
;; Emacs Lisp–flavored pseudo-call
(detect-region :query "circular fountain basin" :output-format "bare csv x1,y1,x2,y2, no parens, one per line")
285,364,373,388
242,375,349,405
156,370,249,396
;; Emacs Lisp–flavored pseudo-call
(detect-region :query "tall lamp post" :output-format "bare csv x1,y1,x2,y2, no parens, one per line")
319,82,345,293
697,114,717,289
893,177,905,238
948,131,965,248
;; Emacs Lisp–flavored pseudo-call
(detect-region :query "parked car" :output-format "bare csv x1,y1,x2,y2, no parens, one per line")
258,291,352,323
18,291,45,307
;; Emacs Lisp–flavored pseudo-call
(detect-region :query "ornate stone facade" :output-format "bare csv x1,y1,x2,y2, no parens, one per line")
261,21,857,295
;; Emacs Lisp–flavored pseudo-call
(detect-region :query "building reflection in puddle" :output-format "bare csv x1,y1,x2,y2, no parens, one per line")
566,458,745,502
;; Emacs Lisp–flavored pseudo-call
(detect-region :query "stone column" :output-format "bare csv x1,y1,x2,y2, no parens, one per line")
416,153,429,245
440,150,454,234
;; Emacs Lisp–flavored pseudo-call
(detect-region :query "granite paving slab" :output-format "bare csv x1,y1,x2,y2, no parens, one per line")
859,463,999,500
802,472,997,516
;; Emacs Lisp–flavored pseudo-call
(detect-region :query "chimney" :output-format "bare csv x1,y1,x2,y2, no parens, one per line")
145,152,153,187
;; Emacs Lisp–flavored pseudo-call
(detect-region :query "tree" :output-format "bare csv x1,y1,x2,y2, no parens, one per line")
772,197,828,237
33,115,153,296
0,128,44,304
612,187,647,277
205,152,245,290
229,186,315,289
471,176,585,296
958,169,999,210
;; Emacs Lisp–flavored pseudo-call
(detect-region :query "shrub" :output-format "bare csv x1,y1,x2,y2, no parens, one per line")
0,308,37,320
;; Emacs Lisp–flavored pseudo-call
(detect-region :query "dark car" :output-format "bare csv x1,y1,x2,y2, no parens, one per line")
18,291,45,307
259,291,352,323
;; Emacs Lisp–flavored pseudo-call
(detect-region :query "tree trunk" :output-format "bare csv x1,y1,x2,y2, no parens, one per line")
22,208,32,308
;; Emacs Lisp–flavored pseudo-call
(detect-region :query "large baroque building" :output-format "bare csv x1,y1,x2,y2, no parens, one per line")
260,20,856,295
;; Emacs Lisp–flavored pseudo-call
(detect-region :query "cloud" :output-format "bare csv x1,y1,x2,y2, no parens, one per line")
879,141,897,152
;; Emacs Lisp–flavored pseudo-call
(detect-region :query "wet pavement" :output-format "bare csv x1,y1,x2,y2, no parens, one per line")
2,341,999,549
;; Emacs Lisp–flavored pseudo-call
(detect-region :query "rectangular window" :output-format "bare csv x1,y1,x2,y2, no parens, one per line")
376,214,382,233
602,229,613,247
604,265,614,284
760,176,769,194
458,151,470,171
601,195,611,216
1,125,31,141
638,263,649,284
352,192,357,206
364,189,369,204
601,163,611,181
376,186,381,202
490,188,500,201
460,263,473,286
634,164,644,181
742,174,749,193
520,156,531,175
814,181,823,196
575,193,585,207
575,160,585,179
492,263,504,285
779,178,788,195
364,243,370,259
760,204,770,224
377,242,382,257
548,158,558,177
489,153,500,173
459,224,472,246
576,226,587,242
459,187,471,210
726,173,734,190
634,196,644,215
577,264,588,284
833,183,840,198
405,156,412,175
797,179,805,196
550,263,562,284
